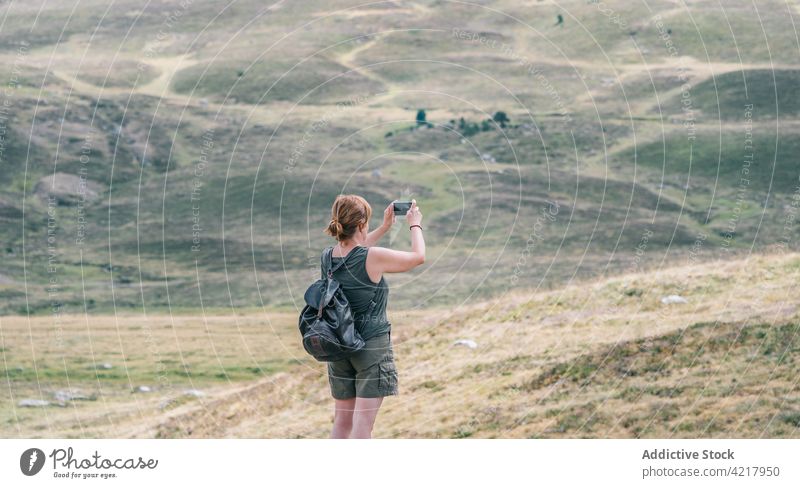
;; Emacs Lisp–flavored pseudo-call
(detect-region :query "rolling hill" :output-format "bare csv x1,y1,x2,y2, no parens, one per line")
2,252,797,438
0,0,798,315
0,0,799,439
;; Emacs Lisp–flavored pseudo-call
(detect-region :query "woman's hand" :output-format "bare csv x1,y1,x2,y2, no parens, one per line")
367,199,425,275
406,199,423,227
382,202,396,229
364,202,396,247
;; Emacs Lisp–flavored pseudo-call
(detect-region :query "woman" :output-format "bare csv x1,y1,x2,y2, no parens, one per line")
323,194,425,438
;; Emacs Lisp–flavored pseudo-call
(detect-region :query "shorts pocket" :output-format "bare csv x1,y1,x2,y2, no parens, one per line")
378,358,398,396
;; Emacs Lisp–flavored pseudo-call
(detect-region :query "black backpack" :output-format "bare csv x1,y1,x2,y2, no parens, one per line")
298,246,366,362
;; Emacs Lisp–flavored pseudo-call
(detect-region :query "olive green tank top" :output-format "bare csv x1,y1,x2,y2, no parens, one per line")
327,245,391,341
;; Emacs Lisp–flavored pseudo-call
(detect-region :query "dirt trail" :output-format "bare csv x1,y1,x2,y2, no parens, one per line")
335,32,400,107
135,56,201,99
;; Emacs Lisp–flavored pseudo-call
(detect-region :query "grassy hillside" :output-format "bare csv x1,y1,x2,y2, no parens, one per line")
1,0,799,315
2,252,798,438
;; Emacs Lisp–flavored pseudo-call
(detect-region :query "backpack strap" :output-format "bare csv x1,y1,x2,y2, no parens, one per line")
321,246,348,280
316,247,349,318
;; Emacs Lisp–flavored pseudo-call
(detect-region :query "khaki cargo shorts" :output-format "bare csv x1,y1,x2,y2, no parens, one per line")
327,333,398,399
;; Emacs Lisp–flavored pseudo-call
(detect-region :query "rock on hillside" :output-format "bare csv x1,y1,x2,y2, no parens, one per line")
33,172,105,206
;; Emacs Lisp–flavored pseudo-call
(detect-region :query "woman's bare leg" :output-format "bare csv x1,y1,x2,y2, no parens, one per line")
331,398,356,438
350,397,384,438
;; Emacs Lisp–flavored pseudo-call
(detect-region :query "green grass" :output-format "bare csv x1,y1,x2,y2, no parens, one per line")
76,59,160,89
618,129,800,193
171,56,384,105
690,70,800,120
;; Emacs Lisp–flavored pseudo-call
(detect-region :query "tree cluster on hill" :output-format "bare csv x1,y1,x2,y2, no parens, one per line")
385,110,513,138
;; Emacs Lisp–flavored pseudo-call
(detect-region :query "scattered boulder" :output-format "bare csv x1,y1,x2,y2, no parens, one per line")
97,363,113,370
183,389,205,398
135,385,152,393
18,399,50,408
661,295,688,305
34,172,105,206
52,389,92,404
453,339,478,349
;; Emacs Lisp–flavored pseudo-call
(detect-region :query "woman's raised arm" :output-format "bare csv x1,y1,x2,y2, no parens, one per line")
366,200,425,275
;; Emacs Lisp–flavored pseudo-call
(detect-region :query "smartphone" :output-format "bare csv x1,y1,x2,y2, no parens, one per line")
393,201,412,216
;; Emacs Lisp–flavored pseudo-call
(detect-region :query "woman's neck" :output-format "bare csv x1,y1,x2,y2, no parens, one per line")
335,238,362,255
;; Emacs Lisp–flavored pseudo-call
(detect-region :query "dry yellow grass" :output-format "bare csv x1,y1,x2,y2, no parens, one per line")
2,252,799,438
